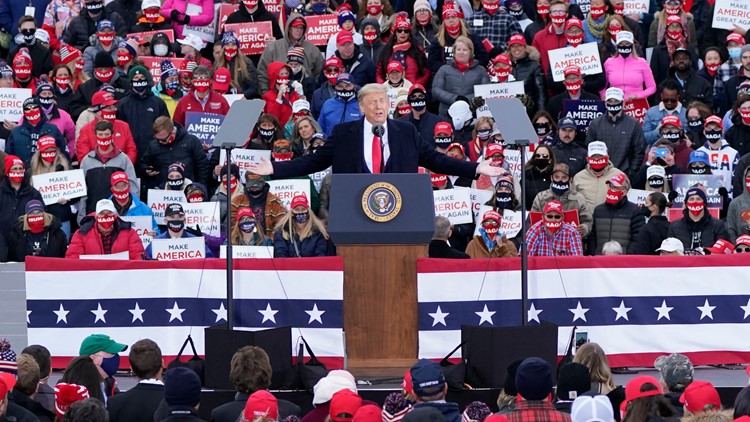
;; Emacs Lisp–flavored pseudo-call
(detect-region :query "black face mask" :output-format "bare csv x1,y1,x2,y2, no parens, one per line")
86,0,104,15
690,166,709,174
687,118,703,132
495,192,513,209
607,103,623,117
167,178,184,190
550,181,569,196
409,98,426,111
509,8,523,18
705,129,722,142
533,122,551,136
336,89,355,100
648,178,665,189
534,157,549,168
258,128,275,142
20,28,36,45
661,131,682,143
132,80,149,94
38,96,55,107
167,219,185,232
435,136,452,148
617,47,631,58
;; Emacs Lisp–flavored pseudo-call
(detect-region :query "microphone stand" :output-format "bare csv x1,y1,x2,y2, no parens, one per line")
222,142,235,330
513,139,531,326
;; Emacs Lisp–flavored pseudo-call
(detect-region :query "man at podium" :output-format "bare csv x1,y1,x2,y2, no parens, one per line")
249,84,505,178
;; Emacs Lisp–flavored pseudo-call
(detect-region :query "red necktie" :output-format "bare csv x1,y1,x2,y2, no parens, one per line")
372,134,382,174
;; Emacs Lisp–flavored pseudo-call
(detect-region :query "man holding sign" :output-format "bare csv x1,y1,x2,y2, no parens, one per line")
66,199,145,259
145,203,214,259
526,200,583,256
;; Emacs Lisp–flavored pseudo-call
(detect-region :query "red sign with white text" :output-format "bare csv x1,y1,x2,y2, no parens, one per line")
624,98,650,125
224,22,273,55
217,4,240,30
303,14,339,46
127,29,175,43
141,56,185,85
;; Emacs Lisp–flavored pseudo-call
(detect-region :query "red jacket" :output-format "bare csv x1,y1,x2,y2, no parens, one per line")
376,48,431,87
261,62,299,127
173,90,230,126
76,119,138,164
532,23,568,77
66,216,144,260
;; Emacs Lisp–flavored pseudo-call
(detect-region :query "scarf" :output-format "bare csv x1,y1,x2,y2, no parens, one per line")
585,14,607,41
472,136,484,158
393,41,412,51
480,228,495,251
455,58,472,73
96,146,120,164
665,38,686,68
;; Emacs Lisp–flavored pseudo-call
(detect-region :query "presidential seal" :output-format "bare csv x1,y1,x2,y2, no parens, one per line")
362,182,402,222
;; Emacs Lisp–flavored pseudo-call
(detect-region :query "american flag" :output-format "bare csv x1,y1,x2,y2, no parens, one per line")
417,255,750,367
25,257,345,368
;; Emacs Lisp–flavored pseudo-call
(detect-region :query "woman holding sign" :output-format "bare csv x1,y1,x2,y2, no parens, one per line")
215,31,259,100
231,207,273,246
7,199,68,261
29,135,74,238
273,194,330,257
0,155,43,242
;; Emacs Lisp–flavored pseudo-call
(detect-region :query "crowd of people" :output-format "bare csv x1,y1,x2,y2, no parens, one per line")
2,335,750,422
0,0,748,260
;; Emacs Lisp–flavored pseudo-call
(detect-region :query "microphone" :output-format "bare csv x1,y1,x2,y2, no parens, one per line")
372,124,385,138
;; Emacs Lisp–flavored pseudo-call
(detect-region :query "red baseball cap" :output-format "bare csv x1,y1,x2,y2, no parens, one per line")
660,114,682,128
402,369,414,395
290,194,309,209
37,135,57,151
485,143,504,157
508,33,526,46
409,84,426,96
621,376,662,413
289,16,306,27
563,65,581,77
330,390,363,422
705,115,723,128
446,142,464,155
92,91,117,107
492,53,511,66
336,30,354,45
482,210,501,224
679,380,721,413
606,173,627,187
243,390,279,421
543,200,563,215
387,61,403,74
736,235,750,247
666,14,682,26
213,67,231,93
0,372,15,398
110,171,129,186
565,17,583,30
434,121,453,136
727,32,744,45
325,56,343,69
706,239,734,254
352,405,381,422
237,207,254,221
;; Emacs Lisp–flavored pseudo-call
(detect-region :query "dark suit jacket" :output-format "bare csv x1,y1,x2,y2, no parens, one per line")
107,382,165,422
209,392,300,422
272,118,479,179
428,239,470,259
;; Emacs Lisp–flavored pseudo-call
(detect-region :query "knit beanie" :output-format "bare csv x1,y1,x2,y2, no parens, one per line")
515,357,553,401
684,184,708,204
128,64,152,85
164,367,202,407
94,51,115,68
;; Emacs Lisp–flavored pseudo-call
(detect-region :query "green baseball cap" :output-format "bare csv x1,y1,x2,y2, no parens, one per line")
79,334,128,356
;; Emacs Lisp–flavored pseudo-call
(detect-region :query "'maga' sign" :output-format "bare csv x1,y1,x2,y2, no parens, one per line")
548,42,602,82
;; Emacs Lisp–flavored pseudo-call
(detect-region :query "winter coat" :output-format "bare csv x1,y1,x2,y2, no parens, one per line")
631,163,680,191
69,72,131,121
66,215,144,259
44,108,77,155
510,47,546,113
726,190,750,241
110,193,160,232
531,188,593,237
432,60,490,117
117,90,171,162
79,150,139,216
552,139,588,177
647,11,697,48
585,113,646,179
524,166,552,210
223,56,259,99
173,90,230,126
311,83,335,119
591,198,645,255
230,186,287,238
465,233,518,258
257,15,325,95
667,211,729,252
725,122,750,158
603,55,657,100
130,16,173,33
360,39,384,66
160,0,214,38
7,214,68,261
375,45,430,87
396,111,446,149
531,23,567,76
225,1,284,40
76,119,138,164
0,0,50,36
668,67,713,109
108,0,145,32
273,230,328,257
262,62,300,126
426,32,490,76
571,163,626,210
650,42,699,89
629,215,670,255
54,87,76,116
82,38,121,77
7,43,54,78
413,402,461,422
0,179,43,241
317,96,363,137
63,10,128,51
336,47,377,88
140,123,211,186
6,120,68,166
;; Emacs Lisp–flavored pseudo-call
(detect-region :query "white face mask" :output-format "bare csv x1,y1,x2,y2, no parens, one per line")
154,44,169,57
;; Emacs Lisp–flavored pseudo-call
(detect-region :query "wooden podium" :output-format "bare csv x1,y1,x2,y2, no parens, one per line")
328,174,435,376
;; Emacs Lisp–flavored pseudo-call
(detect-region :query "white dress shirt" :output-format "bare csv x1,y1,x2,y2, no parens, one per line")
363,119,392,173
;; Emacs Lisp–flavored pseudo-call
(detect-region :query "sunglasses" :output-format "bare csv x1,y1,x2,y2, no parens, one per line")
662,98,679,103
24,105,39,111
736,246,750,253
324,67,340,72
545,214,563,220
396,28,410,33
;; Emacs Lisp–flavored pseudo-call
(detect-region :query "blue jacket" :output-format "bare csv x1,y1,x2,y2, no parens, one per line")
642,104,687,145
317,97,363,137
144,231,214,259
311,83,335,119
6,119,68,166
335,47,376,88
413,402,461,422
109,194,160,233
0,0,50,36
273,231,328,257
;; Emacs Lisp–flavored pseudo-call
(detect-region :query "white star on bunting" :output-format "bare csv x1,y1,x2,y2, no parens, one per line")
259,303,279,324
91,303,108,323
612,301,632,321
475,304,496,325
305,303,325,324
129,302,145,323
166,302,186,322
569,301,589,322
429,306,449,327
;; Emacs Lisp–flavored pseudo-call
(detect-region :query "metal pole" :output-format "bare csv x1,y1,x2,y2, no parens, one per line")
223,143,234,330
514,140,530,326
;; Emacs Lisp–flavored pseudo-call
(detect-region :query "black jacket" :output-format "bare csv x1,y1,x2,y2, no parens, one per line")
546,67,606,99
591,198,645,255
734,152,750,198
667,211,729,252
225,2,284,40
650,42,699,92
140,123,211,187
107,0,143,33
63,10,128,51
726,122,750,158
3,402,40,422
209,392,300,422
629,215,669,255
631,164,679,191
7,215,68,261
159,406,205,422
69,72,131,121
512,55,546,114
53,87,76,114
396,111,447,149
524,166,552,210
428,239,470,259
7,42,53,78
0,178,43,241
9,390,54,422
117,90,170,163
107,382,165,422
668,67,712,109
552,139,588,177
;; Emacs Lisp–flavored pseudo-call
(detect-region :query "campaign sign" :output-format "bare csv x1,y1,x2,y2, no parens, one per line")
503,149,533,182
712,0,750,31
183,202,221,237
470,189,494,223
183,24,215,44
311,167,332,193
141,56,185,85
151,237,206,260
624,0,649,14
0,88,32,122
627,189,667,206
224,22,272,55
267,179,310,208
80,251,129,260
529,209,580,227
548,42,603,82
304,14,339,46
120,215,153,248
127,29,175,43
671,174,725,208
219,245,274,258
577,0,591,17
217,4,240,30
624,98,649,125
473,81,525,99
433,188,473,225
473,205,523,237
219,148,272,179
185,112,224,145
148,189,186,225
32,169,87,205
562,99,605,131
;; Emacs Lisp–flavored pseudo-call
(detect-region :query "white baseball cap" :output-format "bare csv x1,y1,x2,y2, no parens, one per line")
292,99,310,114
657,237,684,253
605,87,624,102
646,165,666,179
35,29,50,43
96,199,117,214
142,0,161,10
588,141,608,157
177,33,205,51
616,31,634,45
571,395,615,422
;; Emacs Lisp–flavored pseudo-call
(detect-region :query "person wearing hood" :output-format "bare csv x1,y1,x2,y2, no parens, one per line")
155,60,183,116
326,10,362,59
210,164,244,226
359,18,384,65
262,61,301,127
70,51,131,121
216,31,259,99
376,14,430,87
35,76,76,154
317,73,363,136
77,90,138,164
7,98,68,166
62,0,127,51
590,173,645,255
149,32,174,58
159,0,214,39
131,0,172,32
0,155,44,241
12,48,38,93
66,199,144,259
311,56,343,118
668,184,728,253
257,14,324,95
117,65,170,165
8,199,68,261
225,0,284,42
141,116,210,189
82,19,122,77
230,173,287,238
109,171,159,233
173,65,230,126
397,85,445,149
432,36,490,117
6,16,54,78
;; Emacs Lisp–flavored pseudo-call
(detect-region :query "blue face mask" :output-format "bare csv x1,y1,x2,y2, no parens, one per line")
100,354,120,378
165,80,180,92
294,213,309,224
311,2,327,13
239,221,256,233
730,47,742,60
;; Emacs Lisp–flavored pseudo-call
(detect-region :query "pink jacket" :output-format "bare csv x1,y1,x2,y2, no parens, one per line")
49,110,76,154
603,55,657,100
160,0,215,38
